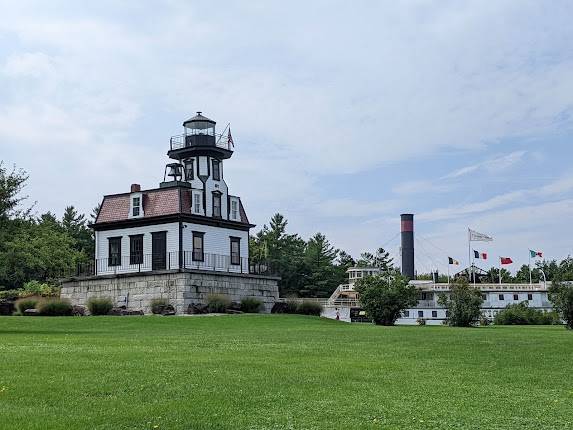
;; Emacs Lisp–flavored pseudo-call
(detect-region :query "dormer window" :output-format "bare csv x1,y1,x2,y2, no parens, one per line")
132,197,140,216
230,199,239,221
129,192,143,218
212,160,221,181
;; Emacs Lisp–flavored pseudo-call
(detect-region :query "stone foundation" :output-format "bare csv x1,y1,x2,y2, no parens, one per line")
60,269,280,314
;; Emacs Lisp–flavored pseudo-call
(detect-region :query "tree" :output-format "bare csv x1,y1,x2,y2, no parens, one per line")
438,280,483,327
548,280,573,329
355,273,418,325
485,267,512,284
62,205,94,260
302,233,340,297
0,162,32,223
250,213,308,297
514,264,540,283
356,248,394,272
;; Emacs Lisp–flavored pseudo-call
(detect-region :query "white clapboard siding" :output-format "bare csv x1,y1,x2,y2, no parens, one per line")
182,222,248,258
95,223,180,274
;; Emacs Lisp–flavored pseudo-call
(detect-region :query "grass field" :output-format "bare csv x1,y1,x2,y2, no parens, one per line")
0,315,572,430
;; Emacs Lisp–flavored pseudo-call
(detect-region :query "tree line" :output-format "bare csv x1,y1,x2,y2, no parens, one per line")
0,163,96,289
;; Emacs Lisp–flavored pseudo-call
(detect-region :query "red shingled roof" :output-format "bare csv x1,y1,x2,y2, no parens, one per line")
94,186,249,224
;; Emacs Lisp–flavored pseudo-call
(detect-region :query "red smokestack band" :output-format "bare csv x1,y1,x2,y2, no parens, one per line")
401,220,413,232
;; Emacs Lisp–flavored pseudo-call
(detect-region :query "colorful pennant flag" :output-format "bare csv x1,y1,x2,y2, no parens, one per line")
500,257,513,265
448,257,460,265
529,250,542,258
473,250,487,260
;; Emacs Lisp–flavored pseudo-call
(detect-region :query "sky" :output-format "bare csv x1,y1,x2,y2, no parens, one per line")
1,0,573,275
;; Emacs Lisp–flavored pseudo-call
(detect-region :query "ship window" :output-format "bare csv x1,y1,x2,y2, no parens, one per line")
418,311,423,318
513,294,518,301
528,293,533,300
403,310,409,317
432,311,438,318
499,294,504,300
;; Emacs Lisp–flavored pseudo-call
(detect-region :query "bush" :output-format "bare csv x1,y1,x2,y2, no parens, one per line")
207,294,231,313
296,301,323,316
480,316,491,326
87,297,114,316
417,317,426,326
22,280,59,297
150,298,170,314
438,280,483,327
355,273,418,325
494,302,561,325
548,281,573,329
0,289,22,300
240,297,263,313
15,297,39,315
37,298,73,316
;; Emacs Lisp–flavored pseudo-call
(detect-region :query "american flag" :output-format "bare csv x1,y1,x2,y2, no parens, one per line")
227,128,234,149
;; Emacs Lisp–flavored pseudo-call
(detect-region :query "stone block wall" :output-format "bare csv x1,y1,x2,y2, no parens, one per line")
60,270,279,314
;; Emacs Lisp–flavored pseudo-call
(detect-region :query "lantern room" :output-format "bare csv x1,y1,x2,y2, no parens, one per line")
183,112,216,147
168,111,234,160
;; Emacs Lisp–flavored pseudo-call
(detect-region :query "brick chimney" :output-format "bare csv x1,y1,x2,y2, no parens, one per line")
130,184,141,193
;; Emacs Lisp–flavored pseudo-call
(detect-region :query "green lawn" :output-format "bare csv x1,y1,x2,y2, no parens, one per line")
0,316,572,430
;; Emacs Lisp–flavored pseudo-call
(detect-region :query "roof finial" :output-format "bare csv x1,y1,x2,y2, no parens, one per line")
197,111,202,115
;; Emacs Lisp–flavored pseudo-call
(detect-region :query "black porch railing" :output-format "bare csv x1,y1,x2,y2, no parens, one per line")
63,252,275,278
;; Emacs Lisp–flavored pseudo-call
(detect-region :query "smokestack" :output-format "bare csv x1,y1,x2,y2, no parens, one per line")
130,184,141,193
400,213,414,279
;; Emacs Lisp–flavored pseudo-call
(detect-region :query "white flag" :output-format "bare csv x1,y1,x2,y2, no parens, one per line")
469,228,493,242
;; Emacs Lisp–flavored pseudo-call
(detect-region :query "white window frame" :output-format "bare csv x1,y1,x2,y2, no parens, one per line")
129,192,143,218
192,190,203,215
230,198,239,221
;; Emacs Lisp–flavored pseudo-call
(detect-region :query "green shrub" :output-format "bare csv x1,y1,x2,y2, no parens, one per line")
438,280,483,327
355,274,418,325
150,298,170,314
0,290,22,301
494,302,561,325
37,299,73,316
15,297,39,315
207,294,231,313
22,280,58,297
240,297,263,313
87,297,114,316
479,316,491,326
416,317,426,326
296,301,323,316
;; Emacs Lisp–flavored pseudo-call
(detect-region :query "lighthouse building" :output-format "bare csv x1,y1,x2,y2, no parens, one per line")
61,113,279,313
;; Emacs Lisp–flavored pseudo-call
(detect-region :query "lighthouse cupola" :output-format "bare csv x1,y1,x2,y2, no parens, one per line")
183,112,216,147
168,112,233,160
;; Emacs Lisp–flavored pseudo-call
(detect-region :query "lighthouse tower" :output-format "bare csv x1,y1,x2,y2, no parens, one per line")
165,112,236,220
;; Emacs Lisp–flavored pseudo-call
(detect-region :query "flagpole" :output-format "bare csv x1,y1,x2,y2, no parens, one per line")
468,228,471,282
498,256,502,285
528,250,532,286
447,263,450,285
